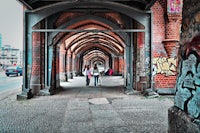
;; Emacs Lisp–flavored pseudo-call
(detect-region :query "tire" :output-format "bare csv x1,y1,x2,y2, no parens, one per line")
6,74,9,77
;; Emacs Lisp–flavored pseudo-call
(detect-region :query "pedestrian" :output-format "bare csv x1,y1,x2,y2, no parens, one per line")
93,64,99,86
82,65,87,76
98,71,103,86
85,65,92,86
108,67,113,76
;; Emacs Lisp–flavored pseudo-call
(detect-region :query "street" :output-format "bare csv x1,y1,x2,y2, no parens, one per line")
0,71,22,99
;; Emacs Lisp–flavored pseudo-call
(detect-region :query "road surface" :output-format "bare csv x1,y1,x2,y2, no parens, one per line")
0,71,22,100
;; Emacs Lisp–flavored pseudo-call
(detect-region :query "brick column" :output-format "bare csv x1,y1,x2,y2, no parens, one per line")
75,54,80,76
30,32,44,95
59,44,66,81
66,50,72,79
118,56,123,76
113,56,119,75
55,45,60,88
71,53,75,78
65,50,68,82
163,13,182,58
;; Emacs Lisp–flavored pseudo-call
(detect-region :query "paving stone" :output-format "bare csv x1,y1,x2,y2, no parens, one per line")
64,110,92,122
93,117,125,128
91,110,119,119
61,121,95,133
95,126,132,133
67,98,89,110
0,76,174,132
89,98,109,105
90,103,113,111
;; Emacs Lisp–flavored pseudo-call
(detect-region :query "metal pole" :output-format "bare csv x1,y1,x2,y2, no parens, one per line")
32,29,146,33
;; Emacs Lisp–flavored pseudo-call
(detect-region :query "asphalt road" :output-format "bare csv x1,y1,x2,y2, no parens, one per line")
0,71,22,98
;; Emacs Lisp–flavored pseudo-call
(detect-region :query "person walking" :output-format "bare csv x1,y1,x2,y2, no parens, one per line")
85,65,92,86
82,65,87,76
93,64,99,86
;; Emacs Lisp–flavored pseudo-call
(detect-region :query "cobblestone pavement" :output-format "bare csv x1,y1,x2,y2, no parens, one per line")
0,76,174,133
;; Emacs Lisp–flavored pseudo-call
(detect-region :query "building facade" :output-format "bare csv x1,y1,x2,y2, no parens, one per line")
0,45,23,69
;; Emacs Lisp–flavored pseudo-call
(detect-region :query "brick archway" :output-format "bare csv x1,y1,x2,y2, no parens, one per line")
17,0,153,99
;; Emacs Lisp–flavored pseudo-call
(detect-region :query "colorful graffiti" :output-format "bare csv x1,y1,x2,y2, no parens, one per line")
175,53,200,119
168,0,182,13
153,57,177,76
175,34,200,119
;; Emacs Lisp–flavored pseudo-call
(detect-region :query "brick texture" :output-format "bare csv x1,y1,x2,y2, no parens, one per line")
151,1,179,89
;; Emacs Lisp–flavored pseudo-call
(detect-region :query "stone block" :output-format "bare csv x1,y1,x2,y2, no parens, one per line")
168,106,200,133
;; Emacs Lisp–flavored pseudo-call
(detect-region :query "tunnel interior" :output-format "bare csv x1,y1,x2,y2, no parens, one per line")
20,1,152,95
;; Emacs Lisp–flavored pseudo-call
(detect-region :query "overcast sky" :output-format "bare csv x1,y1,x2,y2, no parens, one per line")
0,0,23,50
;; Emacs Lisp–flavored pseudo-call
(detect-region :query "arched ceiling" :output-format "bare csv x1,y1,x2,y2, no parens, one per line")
18,0,155,65
53,14,126,63
17,0,156,11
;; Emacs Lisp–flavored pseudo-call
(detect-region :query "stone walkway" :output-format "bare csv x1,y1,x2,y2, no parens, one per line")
0,76,174,133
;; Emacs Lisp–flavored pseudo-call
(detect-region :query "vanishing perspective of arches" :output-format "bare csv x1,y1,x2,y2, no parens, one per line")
17,0,155,98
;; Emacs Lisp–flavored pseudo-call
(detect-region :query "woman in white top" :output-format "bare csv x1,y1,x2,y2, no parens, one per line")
85,65,91,86
93,64,99,86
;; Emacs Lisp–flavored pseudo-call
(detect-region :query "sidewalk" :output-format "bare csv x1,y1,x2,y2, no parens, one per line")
0,76,174,133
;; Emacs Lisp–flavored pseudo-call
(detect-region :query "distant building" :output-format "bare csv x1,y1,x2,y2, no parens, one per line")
0,45,22,69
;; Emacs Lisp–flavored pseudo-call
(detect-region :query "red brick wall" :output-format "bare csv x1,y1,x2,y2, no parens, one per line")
32,32,41,76
119,57,123,74
154,74,176,88
113,57,119,75
59,44,66,73
151,1,177,89
151,1,166,57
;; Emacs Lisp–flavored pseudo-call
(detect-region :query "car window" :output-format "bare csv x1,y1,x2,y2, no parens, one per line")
7,66,17,69
6,66,22,69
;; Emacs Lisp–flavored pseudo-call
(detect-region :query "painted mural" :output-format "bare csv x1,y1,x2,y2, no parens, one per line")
168,0,182,13
175,35,200,119
153,57,177,76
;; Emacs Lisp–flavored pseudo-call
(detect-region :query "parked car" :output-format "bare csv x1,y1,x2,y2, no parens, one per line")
5,66,23,77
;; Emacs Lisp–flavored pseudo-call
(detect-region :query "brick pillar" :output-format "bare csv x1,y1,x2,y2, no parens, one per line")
76,54,80,76
118,56,123,76
67,50,72,79
72,53,75,78
55,45,60,88
163,13,182,58
137,32,147,91
113,56,119,75
59,44,66,81
65,50,68,82
30,32,44,95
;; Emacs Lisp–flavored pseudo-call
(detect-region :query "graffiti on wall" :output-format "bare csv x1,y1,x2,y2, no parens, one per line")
175,53,200,119
175,34,200,119
168,0,182,13
153,57,177,76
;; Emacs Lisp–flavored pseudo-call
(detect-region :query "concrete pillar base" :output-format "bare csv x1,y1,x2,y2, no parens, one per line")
17,92,28,100
30,84,41,95
17,89,33,100
168,106,200,133
142,88,159,98
38,88,50,96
